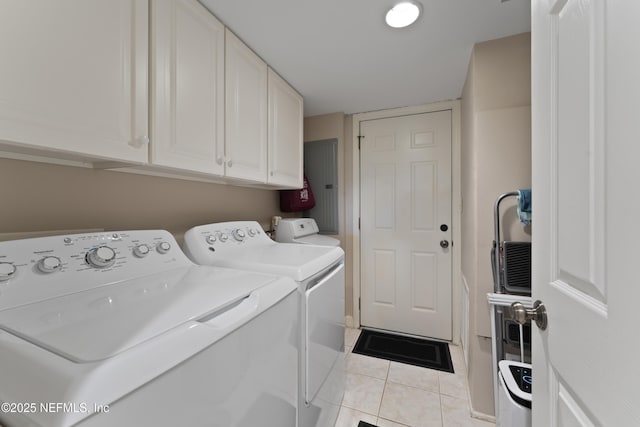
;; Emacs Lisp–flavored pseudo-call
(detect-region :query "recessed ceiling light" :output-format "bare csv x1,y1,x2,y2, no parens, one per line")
385,1,422,28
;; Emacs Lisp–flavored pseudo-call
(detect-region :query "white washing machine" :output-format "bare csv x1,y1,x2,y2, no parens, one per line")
183,221,345,427
0,230,298,427
275,218,340,247
497,360,532,427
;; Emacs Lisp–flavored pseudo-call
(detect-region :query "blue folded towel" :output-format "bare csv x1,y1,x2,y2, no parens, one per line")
517,189,531,225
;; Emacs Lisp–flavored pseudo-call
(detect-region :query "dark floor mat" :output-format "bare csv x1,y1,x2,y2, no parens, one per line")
352,329,454,373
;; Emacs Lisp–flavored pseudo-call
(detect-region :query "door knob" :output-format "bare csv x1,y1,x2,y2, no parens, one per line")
440,240,449,249
510,300,547,330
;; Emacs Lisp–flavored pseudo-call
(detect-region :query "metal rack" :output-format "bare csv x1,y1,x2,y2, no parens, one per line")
492,191,532,295
491,191,532,366
493,191,518,293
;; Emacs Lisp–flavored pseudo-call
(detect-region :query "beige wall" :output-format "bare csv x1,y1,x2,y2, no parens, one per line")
343,115,354,321
303,112,354,319
303,112,346,247
0,158,287,242
461,32,531,416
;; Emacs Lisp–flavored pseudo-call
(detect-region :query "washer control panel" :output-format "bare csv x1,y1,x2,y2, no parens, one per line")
0,230,191,310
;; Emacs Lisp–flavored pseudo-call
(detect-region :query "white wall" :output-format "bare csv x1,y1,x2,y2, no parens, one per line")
461,32,531,417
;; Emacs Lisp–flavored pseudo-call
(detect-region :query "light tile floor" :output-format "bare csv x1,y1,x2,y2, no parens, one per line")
336,328,495,427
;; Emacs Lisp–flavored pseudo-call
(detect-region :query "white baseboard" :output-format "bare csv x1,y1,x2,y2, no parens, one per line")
461,274,470,369
470,408,496,423
345,315,354,328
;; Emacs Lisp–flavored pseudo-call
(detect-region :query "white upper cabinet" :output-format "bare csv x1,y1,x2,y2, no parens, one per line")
0,1,303,187
225,29,268,183
0,0,148,164
267,68,303,188
150,0,225,176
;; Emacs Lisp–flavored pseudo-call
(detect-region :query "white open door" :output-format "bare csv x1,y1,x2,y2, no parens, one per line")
532,0,640,425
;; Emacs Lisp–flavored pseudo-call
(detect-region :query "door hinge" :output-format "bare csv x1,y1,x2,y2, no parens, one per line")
358,297,361,310
358,218,361,230
357,135,364,149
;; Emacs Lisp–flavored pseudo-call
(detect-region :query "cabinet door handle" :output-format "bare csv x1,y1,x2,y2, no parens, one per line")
227,159,233,167
129,135,149,148
216,156,224,165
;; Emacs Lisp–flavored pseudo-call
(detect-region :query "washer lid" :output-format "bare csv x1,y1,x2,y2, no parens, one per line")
0,265,277,362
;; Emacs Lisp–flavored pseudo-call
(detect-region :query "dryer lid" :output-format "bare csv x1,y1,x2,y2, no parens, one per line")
0,266,277,362
294,234,340,247
209,243,344,282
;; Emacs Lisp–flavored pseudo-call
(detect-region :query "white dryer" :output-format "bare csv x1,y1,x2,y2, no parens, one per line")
0,230,298,427
183,221,345,427
275,218,340,247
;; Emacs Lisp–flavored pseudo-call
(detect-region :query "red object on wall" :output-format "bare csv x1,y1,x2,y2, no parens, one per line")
279,175,316,212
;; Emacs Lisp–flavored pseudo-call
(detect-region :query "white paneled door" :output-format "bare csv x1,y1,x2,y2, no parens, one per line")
532,0,640,425
360,111,452,340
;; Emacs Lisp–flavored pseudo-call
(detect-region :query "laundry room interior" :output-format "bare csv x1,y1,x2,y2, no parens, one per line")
3,0,609,426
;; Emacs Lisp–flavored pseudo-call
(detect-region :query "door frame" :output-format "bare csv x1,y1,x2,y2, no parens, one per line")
350,100,462,344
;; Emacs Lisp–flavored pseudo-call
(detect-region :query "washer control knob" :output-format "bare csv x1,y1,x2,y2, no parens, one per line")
133,244,150,258
206,235,217,245
0,262,17,281
232,229,246,241
219,233,229,243
37,256,62,274
86,246,117,269
156,242,171,254
248,228,257,237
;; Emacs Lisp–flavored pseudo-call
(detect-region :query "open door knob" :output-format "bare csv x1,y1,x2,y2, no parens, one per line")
440,240,449,249
511,300,547,330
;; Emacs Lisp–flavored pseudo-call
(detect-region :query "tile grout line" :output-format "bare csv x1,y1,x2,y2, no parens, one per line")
438,345,446,426
375,360,391,420
438,366,445,427
438,386,445,427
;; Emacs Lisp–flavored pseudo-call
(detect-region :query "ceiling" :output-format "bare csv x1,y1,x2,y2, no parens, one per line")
199,0,531,117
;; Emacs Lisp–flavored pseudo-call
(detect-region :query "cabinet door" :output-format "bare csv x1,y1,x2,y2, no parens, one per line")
150,0,224,175
0,0,148,163
225,29,268,183
267,68,303,188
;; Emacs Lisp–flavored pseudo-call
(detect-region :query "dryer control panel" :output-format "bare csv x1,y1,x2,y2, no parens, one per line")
183,221,280,265
185,221,270,248
0,230,192,310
